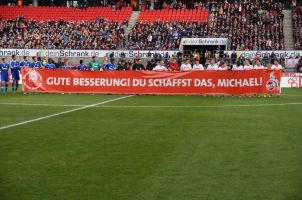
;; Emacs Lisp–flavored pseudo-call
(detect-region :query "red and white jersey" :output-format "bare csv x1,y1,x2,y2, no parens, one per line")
193,64,205,70
254,65,265,69
218,66,228,70
232,65,244,70
180,64,192,71
244,65,254,70
207,64,219,70
153,65,167,71
271,64,283,70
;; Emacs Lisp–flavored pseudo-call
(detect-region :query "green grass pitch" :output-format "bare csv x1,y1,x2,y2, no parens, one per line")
0,89,302,200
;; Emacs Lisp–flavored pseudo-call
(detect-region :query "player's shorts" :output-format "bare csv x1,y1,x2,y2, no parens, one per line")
1,74,8,82
11,73,20,81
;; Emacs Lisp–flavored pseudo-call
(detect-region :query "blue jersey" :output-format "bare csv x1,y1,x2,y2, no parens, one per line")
77,65,88,70
61,65,72,70
31,61,42,68
20,60,32,67
10,60,20,74
45,63,56,70
0,63,10,82
103,63,117,71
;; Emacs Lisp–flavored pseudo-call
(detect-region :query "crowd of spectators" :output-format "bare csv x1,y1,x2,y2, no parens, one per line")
0,16,128,50
207,0,284,50
0,0,289,51
127,21,210,50
292,6,302,50
144,0,207,10
128,0,285,51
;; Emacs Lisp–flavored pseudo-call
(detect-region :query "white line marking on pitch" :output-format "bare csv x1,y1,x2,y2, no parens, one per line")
99,102,302,108
0,95,133,131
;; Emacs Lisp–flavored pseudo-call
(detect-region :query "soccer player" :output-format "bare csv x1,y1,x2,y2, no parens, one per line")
206,59,219,70
61,58,73,70
218,62,229,70
10,55,21,93
243,60,254,70
77,60,88,70
232,61,244,70
168,58,179,72
20,56,31,67
193,60,204,70
132,59,145,71
88,56,101,71
271,59,283,70
45,58,56,70
254,60,265,69
31,56,42,68
153,60,167,71
103,58,117,71
0,58,10,94
180,59,192,71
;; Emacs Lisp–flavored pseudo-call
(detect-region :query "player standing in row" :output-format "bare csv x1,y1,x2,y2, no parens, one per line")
20,56,31,67
31,56,42,68
0,58,10,94
10,55,21,93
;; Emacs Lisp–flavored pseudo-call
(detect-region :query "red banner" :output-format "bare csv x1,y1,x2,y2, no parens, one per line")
21,68,281,95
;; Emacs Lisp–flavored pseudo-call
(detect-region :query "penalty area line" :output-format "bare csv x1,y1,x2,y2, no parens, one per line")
0,95,133,131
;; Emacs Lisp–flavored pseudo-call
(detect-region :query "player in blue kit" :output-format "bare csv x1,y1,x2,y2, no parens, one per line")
45,58,56,70
31,56,42,68
61,58,73,70
0,58,10,94
10,55,21,93
20,56,32,67
77,60,88,70
61,65,72,70
103,58,117,70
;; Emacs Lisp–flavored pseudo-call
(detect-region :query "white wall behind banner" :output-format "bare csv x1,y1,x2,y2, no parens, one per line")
0,49,178,58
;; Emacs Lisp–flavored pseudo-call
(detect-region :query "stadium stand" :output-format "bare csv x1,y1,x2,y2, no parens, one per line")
127,0,285,50
0,16,128,49
0,6,132,22
138,8,208,22
292,6,302,49
0,0,292,51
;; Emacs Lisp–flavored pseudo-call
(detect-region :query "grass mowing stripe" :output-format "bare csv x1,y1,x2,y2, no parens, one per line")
1,102,302,108
0,102,84,107
0,95,133,131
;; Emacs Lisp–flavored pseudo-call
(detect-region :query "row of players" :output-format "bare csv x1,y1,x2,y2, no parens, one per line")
0,55,283,94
